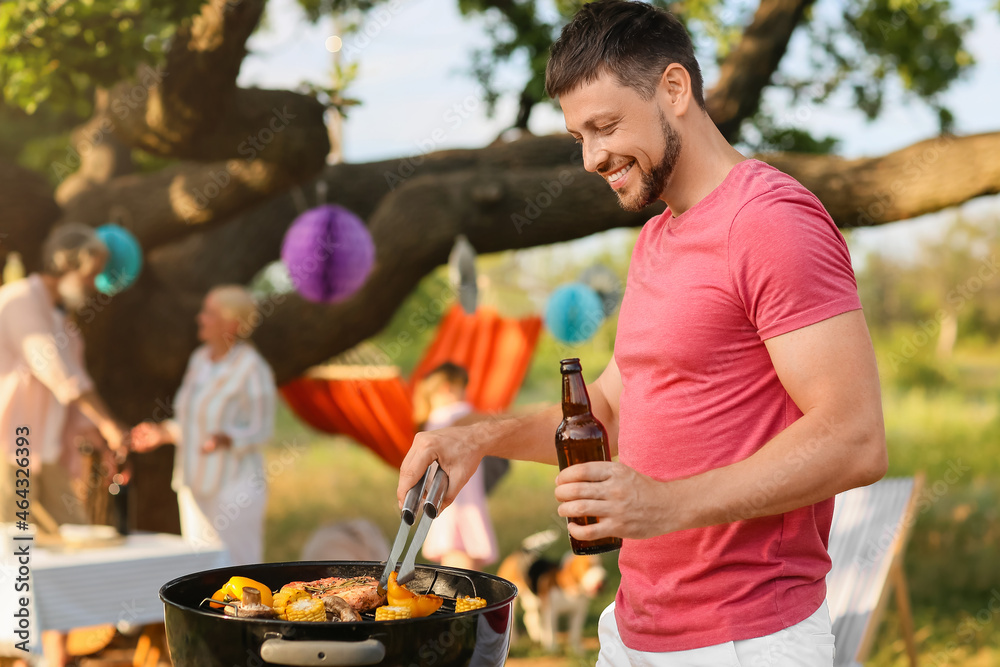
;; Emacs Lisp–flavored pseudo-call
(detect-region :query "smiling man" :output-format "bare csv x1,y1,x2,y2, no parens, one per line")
397,1,887,664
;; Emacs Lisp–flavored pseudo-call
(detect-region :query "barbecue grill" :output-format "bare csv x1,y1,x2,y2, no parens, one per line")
159,560,517,667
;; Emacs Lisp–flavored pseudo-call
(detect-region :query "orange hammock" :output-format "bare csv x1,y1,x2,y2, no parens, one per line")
280,306,543,467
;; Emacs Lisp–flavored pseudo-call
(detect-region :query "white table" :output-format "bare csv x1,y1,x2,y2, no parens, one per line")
1,527,229,654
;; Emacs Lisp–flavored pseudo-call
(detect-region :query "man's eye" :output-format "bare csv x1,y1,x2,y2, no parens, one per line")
573,136,583,145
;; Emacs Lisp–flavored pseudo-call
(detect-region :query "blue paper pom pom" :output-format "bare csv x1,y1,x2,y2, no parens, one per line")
94,224,143,295
545,283,606,344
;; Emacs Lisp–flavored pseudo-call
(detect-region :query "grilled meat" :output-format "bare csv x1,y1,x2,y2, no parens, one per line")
283,576,385,613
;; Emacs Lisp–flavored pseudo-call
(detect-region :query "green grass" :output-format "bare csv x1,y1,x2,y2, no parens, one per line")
263,340,1000,665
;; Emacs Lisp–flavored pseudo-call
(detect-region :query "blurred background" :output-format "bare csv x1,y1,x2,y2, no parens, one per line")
2,0,999,664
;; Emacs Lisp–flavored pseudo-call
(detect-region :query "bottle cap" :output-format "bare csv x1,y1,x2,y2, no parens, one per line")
560,358,582,373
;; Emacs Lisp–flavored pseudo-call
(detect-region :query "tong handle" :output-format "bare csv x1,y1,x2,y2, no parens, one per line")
395,467,450,586
400,468,429,525
422,466,449,520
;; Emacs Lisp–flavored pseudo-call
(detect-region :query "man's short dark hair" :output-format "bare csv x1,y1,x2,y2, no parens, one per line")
427,361,469,390
545,0,705,108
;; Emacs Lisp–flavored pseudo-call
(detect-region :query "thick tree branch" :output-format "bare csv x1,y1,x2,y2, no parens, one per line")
57,0,329,228
112,77,329,169
111,0,298,159
80,129,1000,420
57,156,310,248
55,88,135,207
764,132,1000,228
161,0,265,130
0,159,62,272
61,126,1000,298
57,134,590,250
515,87,537,130
706,0,817,140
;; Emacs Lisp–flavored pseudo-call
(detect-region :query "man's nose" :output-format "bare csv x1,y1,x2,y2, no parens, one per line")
581,139,608,173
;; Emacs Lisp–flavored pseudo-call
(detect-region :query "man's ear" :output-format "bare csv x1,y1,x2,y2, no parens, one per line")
659,63,693,118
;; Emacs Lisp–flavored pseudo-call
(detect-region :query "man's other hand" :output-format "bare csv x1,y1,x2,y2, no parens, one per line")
555,461,681,541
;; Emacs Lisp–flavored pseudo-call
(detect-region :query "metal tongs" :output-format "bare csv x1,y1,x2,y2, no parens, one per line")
379,464,449,591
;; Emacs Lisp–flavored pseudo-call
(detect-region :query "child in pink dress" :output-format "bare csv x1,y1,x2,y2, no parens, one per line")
415,363,499,569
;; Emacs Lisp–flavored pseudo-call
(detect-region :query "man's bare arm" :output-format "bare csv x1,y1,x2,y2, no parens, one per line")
75,390,128,454
555,310,887,540
396,357,624,507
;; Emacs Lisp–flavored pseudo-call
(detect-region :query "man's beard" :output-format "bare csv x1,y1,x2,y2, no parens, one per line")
615,110,682,213
56,274,89,312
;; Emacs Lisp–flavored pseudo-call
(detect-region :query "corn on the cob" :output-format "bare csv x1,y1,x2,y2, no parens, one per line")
285,597,326,622
375,605,413,621
272,589,311,620
455,596,487,613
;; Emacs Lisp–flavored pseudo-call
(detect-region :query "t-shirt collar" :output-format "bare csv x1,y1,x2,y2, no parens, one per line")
666,158,757,228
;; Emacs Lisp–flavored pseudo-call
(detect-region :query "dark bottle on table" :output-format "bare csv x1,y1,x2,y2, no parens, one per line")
556,358,622,555
108,466,132,536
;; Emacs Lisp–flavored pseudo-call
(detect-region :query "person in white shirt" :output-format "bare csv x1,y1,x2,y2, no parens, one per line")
0,225,129,523
414,363,499,570
131,285,276,565
0,223,130,667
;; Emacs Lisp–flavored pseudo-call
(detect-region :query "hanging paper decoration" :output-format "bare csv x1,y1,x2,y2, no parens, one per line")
579,264,622,318
94,224,143,295
281,204,375,303
545,282,605,344
448,235,478,315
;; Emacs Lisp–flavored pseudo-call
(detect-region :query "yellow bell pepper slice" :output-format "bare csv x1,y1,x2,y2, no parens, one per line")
412,594,444,617
386,572,442,617
386,571,416,606
209,588,228,609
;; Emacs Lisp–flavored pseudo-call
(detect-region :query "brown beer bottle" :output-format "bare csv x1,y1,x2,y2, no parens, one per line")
555,358,622,555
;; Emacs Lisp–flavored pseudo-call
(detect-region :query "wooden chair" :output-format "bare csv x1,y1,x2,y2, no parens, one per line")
827,474,924,666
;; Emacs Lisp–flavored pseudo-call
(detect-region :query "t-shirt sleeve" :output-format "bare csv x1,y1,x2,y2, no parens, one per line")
728,185,862,340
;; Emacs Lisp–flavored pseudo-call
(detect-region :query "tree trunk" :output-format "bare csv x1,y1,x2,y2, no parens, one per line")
706,0,817,141
0,159,63,273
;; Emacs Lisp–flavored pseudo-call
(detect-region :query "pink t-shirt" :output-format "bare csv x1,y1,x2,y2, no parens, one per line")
613,159,862,651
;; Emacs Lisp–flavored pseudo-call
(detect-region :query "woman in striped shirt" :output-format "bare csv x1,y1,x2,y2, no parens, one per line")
132,285,276,564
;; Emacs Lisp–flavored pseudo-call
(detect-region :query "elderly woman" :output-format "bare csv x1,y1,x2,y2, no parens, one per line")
132,285,276,564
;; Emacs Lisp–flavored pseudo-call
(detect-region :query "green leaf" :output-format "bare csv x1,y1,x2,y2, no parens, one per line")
0,0,203,113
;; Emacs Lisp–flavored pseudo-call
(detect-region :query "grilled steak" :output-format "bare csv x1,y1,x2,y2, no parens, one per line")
283,576,385,613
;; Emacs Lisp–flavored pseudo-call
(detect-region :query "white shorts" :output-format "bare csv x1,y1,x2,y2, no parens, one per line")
596,601,836,667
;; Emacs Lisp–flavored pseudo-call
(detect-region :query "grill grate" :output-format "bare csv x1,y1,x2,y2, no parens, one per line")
197,568,482,620
199,585,480,620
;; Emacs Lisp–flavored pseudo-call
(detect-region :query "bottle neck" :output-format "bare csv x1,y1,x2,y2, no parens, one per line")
561,371,592,418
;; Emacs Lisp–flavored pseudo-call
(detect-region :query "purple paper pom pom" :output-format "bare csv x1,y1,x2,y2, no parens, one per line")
281,205,375,303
